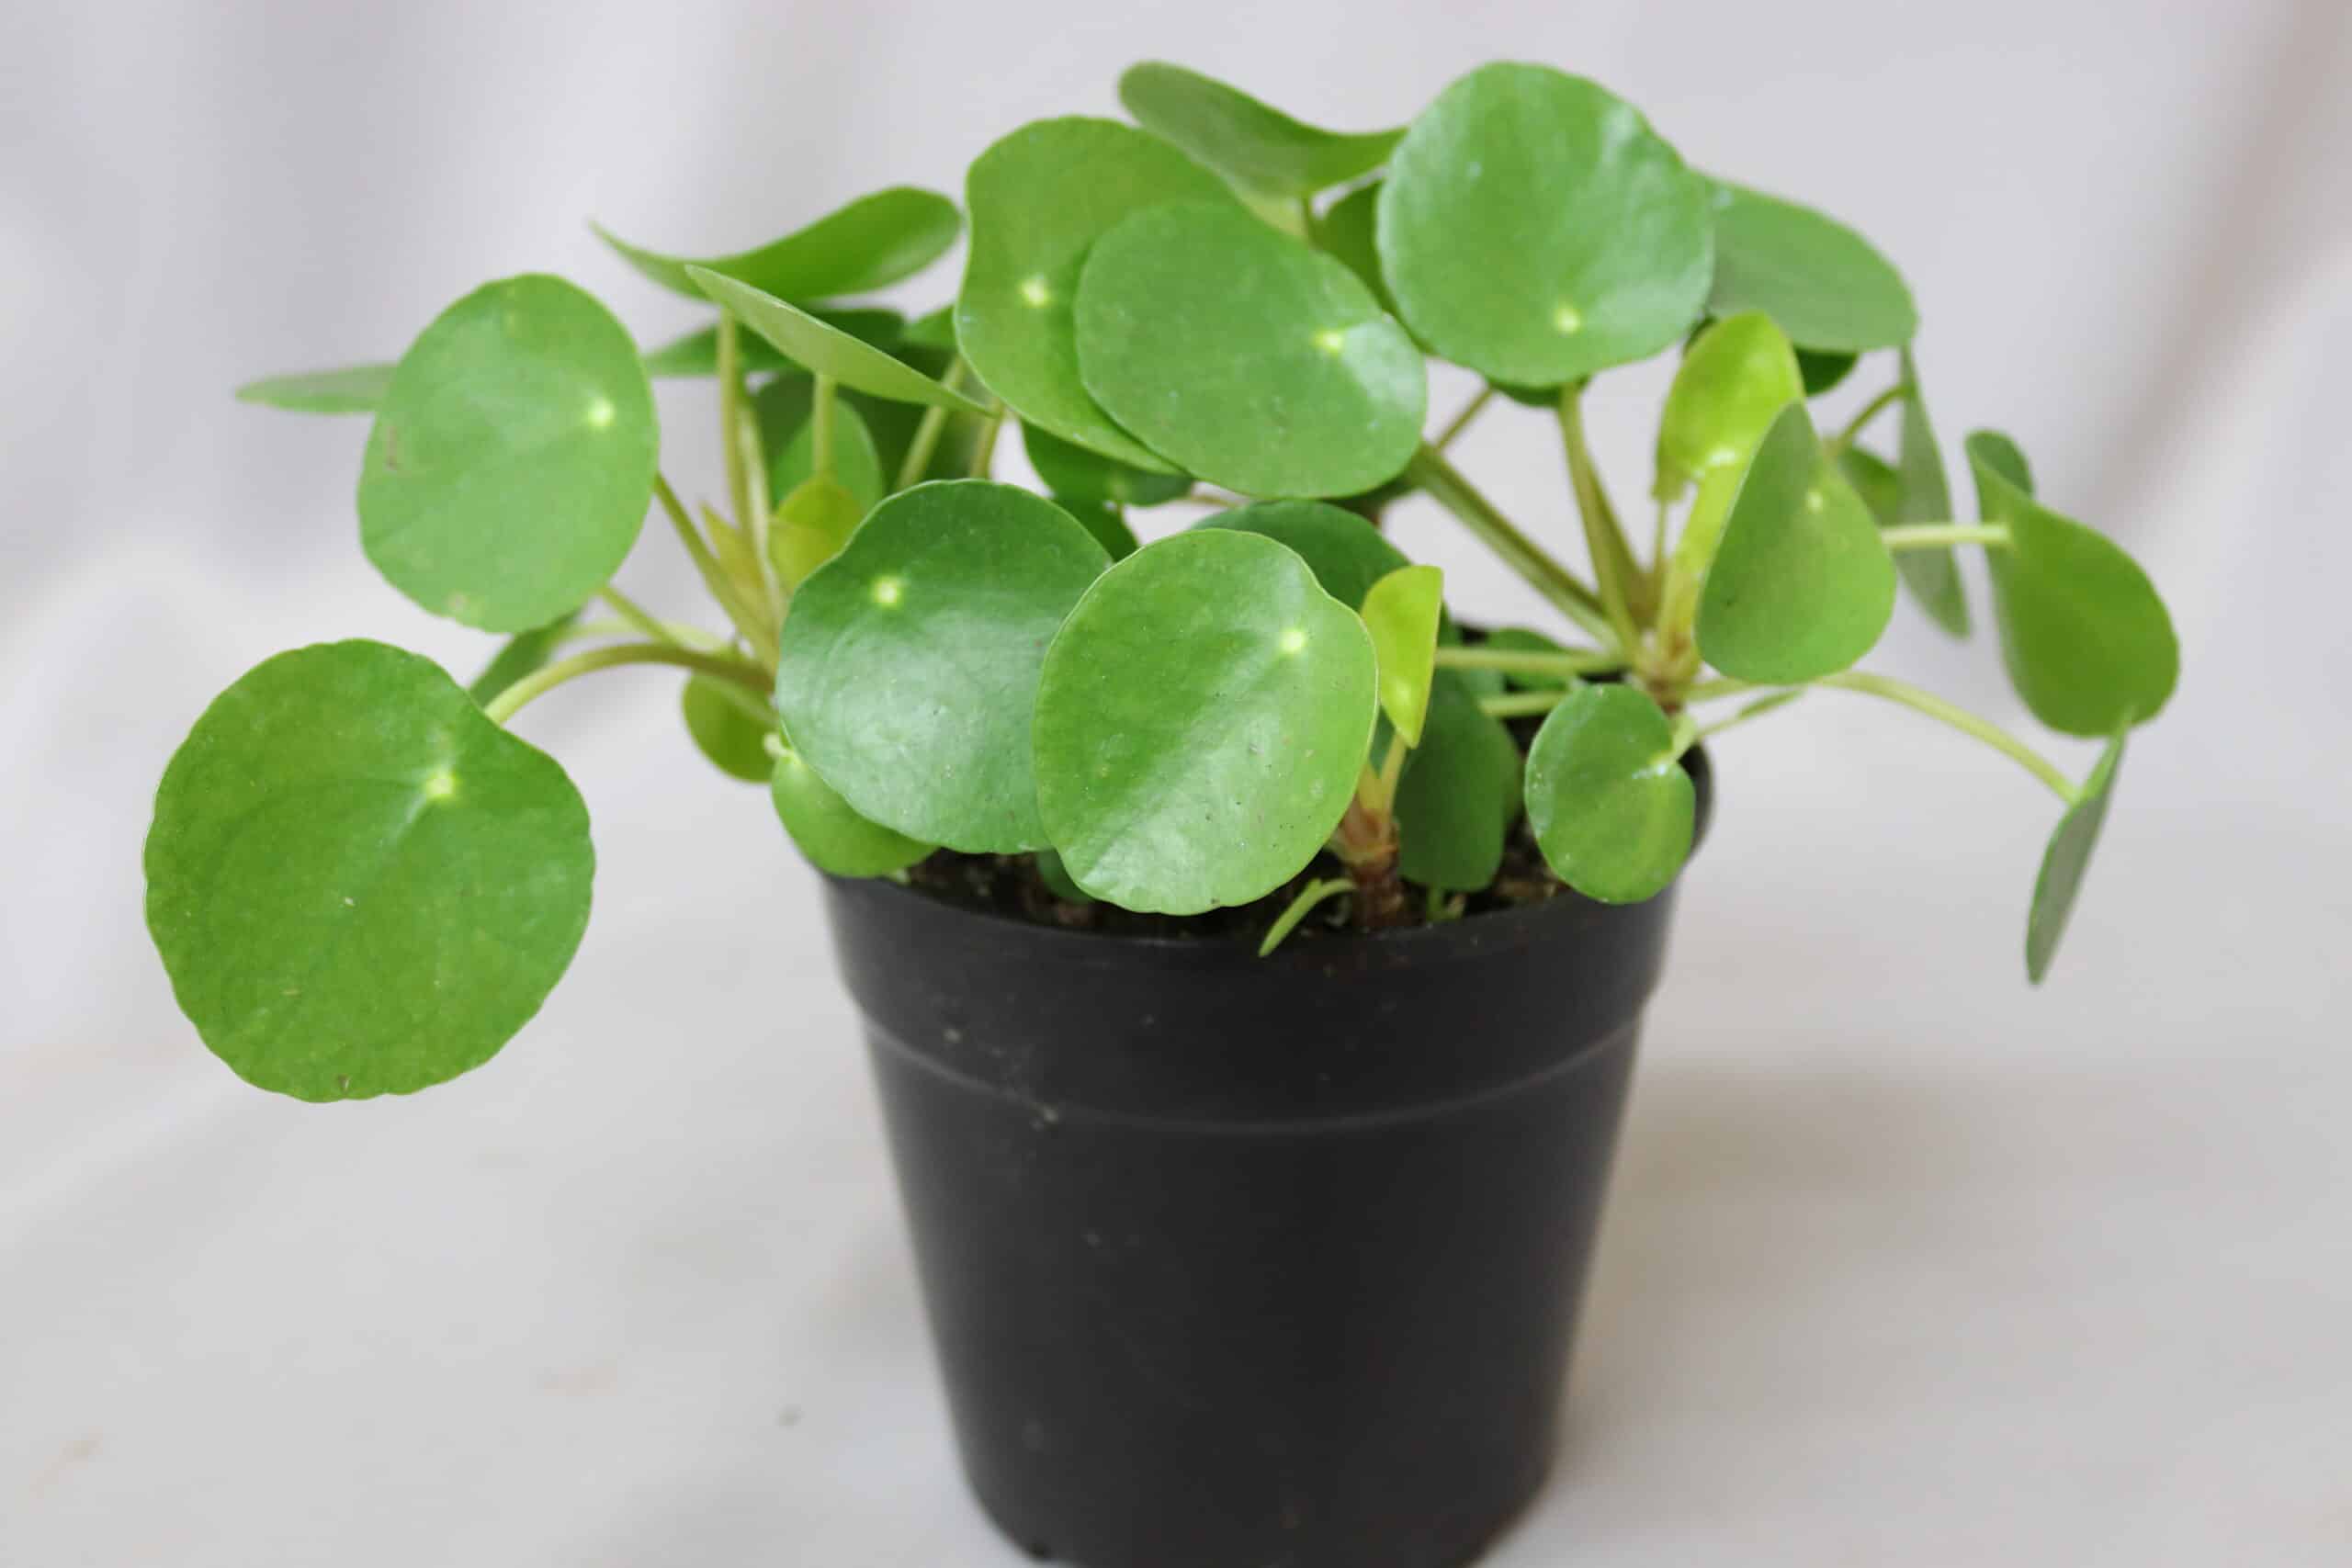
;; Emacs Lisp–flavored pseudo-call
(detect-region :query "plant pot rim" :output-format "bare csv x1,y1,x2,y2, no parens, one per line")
825,745,1713,966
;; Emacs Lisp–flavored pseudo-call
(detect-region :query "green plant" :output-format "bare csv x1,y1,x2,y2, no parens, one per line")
154,61,2177,1101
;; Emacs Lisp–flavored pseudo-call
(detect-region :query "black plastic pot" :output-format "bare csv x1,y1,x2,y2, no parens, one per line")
820,759,1707,1568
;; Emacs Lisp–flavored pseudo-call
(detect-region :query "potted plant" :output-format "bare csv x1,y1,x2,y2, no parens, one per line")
150,60,2177,1568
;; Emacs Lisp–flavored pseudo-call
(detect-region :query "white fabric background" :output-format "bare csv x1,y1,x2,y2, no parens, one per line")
4,2,2346,1562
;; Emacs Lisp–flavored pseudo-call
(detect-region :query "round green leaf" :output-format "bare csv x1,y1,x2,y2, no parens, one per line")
1023,422,1191,507
639,310,904,378
144,641,594,1101
1705,180,1917,353
1194,500,1410,609
1523,683,1693,905
681,675,775,784
1312,181,1393,312
1117,62,1403,200
1971,429,2035,494
1362,564,1443,745
2026,728,2125,984
769,396,886,515
1698,401,1896,682
770,746,933,878
1034,529,1376,914
1076,201,1424,498
1968,433,2177,736
958,118,1234,470
358,275,657,633
1050,496,1141,560
237,363,393,414
775,480,1110,852
1377,63,1713,388
690,269,989,413
1656,310,1804,501
594,186,960,302
1396,671,1520,892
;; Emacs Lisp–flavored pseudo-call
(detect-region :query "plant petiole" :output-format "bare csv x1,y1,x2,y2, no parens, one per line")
1404,444,1617,649
1432,646,1623,679
810,374,839,484
1556,385,1645,648
655,473,777,665
1257,876,1355,957
717,313,754,529
895,362,964,492
481,642,772,727
1880,522,2010,551
1814,671,2078,802
1826,382,1908,456
1476,689,1566,719
1434,385,1496,451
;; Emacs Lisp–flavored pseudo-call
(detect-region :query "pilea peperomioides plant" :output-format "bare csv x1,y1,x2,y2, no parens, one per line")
158,59,2177,1102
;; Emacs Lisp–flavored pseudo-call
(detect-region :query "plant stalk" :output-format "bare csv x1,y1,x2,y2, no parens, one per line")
1403,445,1616,649
1556,386,1647,644
481,642,771,726
1880,522,2011,551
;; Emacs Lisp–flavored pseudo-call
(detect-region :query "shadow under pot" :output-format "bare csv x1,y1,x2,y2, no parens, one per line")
818,750,1710,1568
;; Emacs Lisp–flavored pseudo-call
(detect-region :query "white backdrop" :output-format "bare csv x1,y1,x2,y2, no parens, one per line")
5,2,2347,1562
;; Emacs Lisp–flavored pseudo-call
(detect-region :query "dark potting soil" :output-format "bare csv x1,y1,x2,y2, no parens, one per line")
901,714,1575,944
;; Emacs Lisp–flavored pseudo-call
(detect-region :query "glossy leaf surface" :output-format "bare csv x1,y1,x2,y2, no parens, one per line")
1362,564,1443,745
2027,728,2124,983
236,364,393,414
690,269,989,413
770,746,933,877
144,641,593,1100
1033,529,1375,913
1705,181,1917,352
358,276,657,633
1076,200,1424,497
595,187,959,302
775,481,1109,852
1378,63,1712,387
1699,402,1895,682
681,675,775,783
1023,422,1191,507
1396,671,1520,892
1117,62,1403,199
1523,683,1693,905
1969,433,2178,736
957,118,1231,469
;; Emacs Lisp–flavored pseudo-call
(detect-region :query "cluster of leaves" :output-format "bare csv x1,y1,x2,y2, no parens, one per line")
153,61,2177,1101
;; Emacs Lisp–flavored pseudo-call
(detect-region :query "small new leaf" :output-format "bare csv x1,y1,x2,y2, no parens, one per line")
770,747,934,878
1361,564,1444,746
1523,684,1694,905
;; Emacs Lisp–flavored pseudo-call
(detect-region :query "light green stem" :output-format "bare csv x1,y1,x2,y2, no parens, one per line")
1556,386,1645,649
597,585,680,647
654,474,775,664
1432,646,1624,678
894,360,967,492
1403,445,1616,649
482,642,771,726
1814,671,2078,802
1826,382,1908,455
1881,522,2011,551
1434,385,1496,451
717,315,753,528
1257,877,1356,958
1477,690,1567,719
968,404,1006,479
